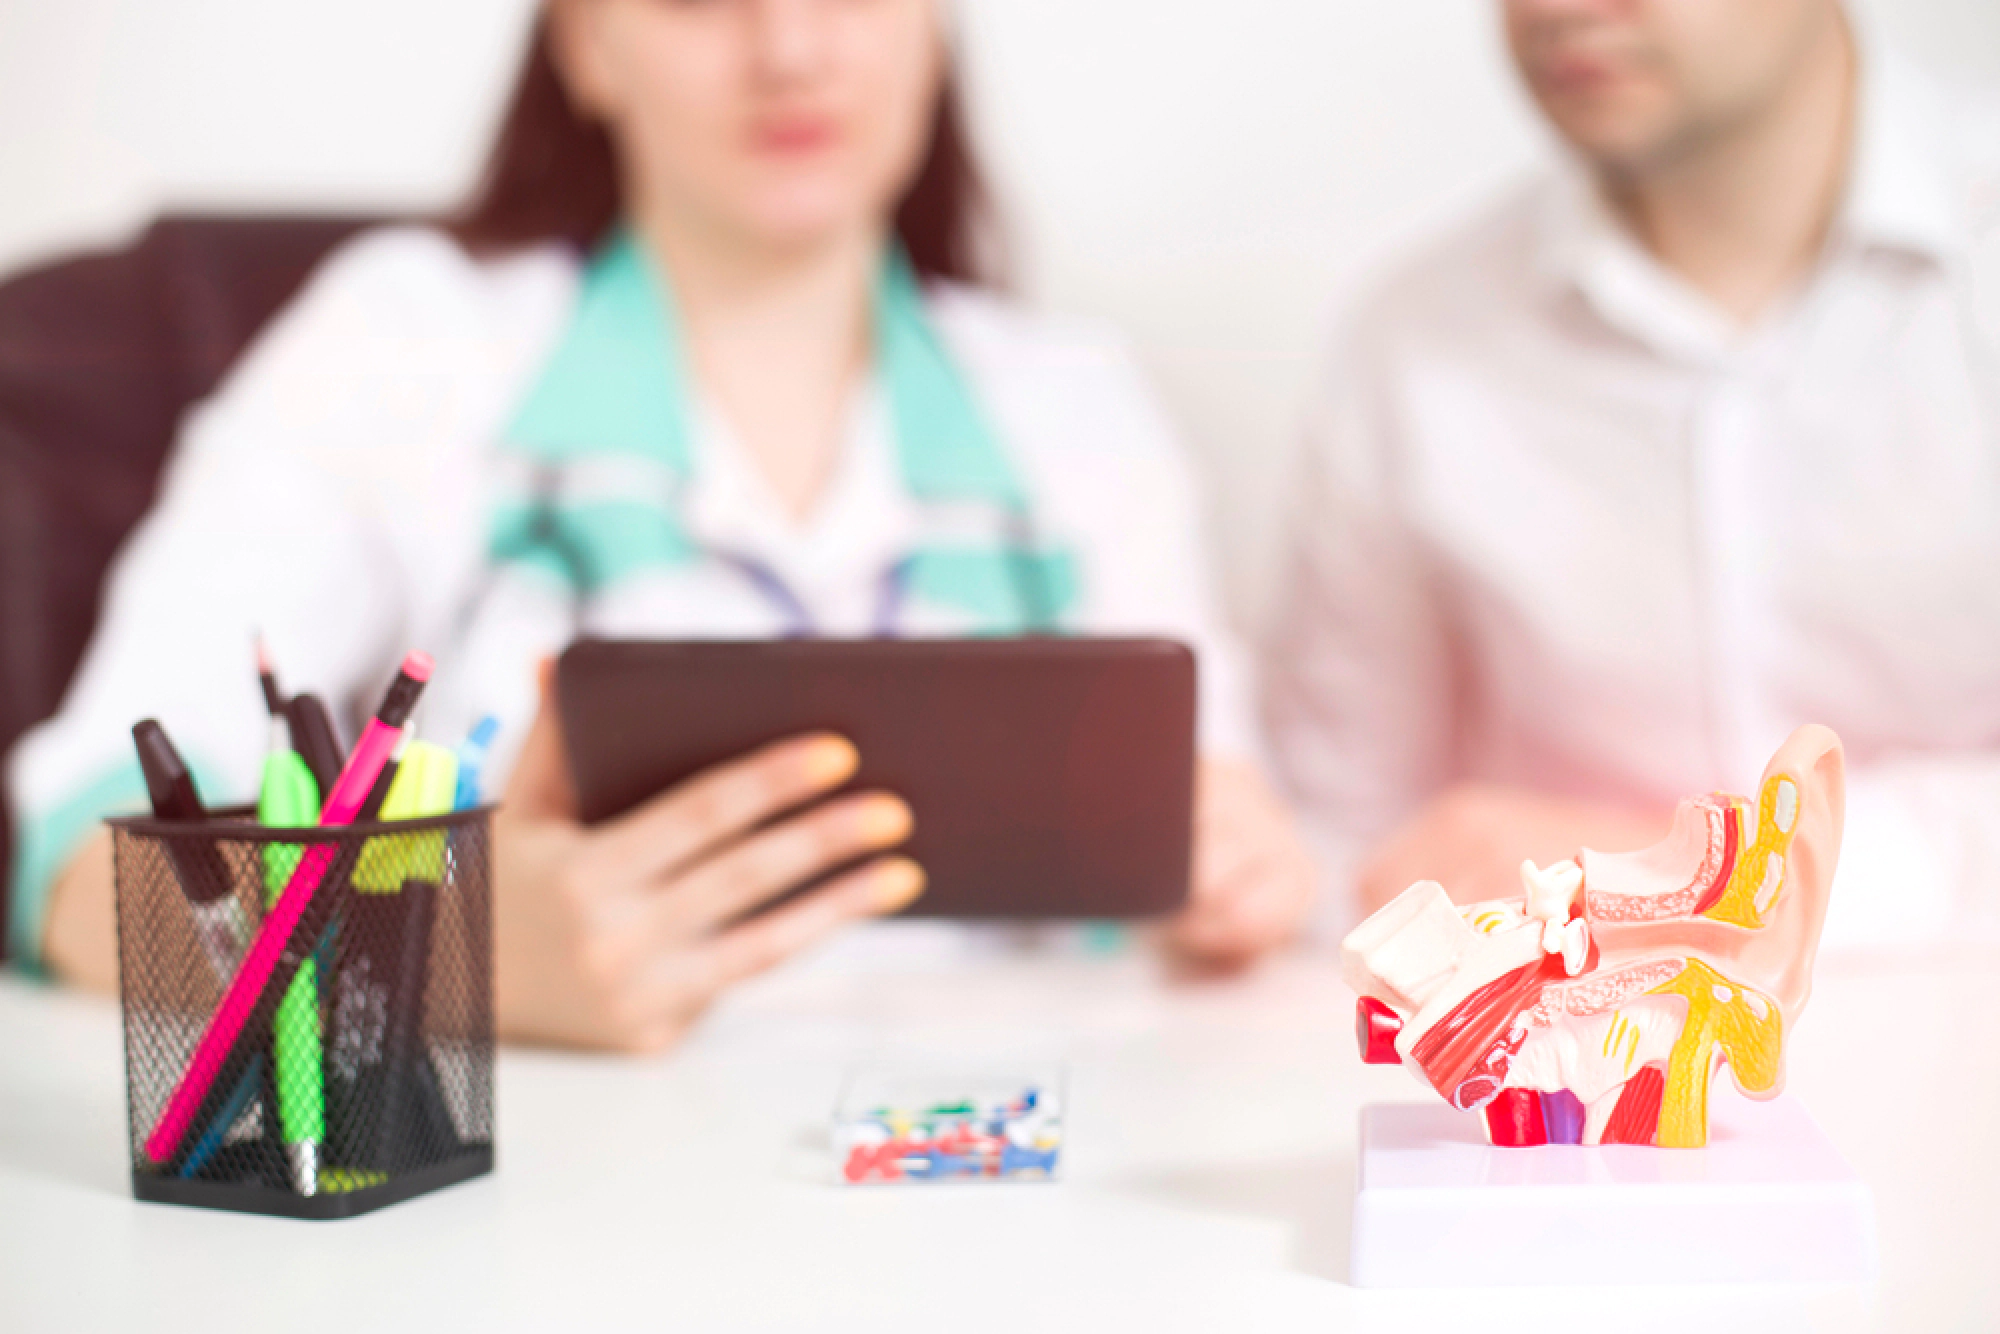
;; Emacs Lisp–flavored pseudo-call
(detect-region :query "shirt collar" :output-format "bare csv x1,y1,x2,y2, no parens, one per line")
497,227,1040,614
680,378,920,596
1837,47,1966,264
1533,165,1742,365
1531,32,1968,362
507,229,692,470
508,229,1028,511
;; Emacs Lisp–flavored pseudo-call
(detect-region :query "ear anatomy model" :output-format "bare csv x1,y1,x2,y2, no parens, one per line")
1342,726,1845,1148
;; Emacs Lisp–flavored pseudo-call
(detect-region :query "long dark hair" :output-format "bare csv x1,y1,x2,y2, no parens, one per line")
450,18,995,285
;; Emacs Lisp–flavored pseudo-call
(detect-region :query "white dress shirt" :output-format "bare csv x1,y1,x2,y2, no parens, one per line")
1264,50,2000,949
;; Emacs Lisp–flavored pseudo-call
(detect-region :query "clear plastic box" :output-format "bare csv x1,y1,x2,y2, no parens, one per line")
834,1066,1064,1185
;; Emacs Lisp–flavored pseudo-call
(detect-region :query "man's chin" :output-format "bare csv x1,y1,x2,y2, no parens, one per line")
1554,123,1690,178
1531,89,1690,173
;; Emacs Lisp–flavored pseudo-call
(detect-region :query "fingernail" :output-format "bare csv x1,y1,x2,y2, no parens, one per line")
802,736,859,787
855,795,913,845
869,858,926,912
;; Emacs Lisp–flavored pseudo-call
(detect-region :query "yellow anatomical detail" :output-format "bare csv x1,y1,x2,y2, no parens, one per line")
1702,774,1799,929
1647,959,1784,1148
1600,1011,1644,1078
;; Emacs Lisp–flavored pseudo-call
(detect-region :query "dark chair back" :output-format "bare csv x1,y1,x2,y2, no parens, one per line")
0,215,379,959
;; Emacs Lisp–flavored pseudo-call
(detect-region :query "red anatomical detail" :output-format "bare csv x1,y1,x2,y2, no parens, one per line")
1409,953,1566,1099
1601,1064,1666,1145
1484,1088,1547,1147
1690,802,1742,918
1355,996,1404,1065
1448,1025,1526,1111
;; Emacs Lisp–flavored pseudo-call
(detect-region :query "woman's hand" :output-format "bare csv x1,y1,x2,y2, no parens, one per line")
494,668,924,1052
42,828,119,993
1165,759,1319,968
1356,783,1673,915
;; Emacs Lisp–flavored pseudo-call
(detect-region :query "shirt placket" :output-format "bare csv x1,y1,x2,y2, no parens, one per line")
1687,348,1785,787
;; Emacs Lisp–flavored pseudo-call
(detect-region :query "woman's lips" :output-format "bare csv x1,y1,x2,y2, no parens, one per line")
751,117,840,155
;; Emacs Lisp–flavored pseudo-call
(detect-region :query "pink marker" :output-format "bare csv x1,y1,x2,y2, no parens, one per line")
145,651,434,1166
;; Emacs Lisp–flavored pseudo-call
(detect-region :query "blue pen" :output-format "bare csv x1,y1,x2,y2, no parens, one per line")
454,715,499,810
178,1053,266,1179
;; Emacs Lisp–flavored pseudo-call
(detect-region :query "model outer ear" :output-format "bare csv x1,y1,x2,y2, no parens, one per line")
1591,725,1845,1025
1747,723,1845,1017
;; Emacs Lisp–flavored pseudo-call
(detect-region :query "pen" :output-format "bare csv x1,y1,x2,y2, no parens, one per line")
454,715,499,811
176,1052,266,1181
286,693,346,798
254,637,332,1196
257,720,326,1197
130,720,250,981
144,651,433,1166
255,633,286,719
355,725,412,824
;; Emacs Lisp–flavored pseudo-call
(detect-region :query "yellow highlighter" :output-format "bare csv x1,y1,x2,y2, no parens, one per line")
326,741,460,1180
352,741,460,890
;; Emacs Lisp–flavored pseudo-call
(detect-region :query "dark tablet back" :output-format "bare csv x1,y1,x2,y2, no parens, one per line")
556,638,1196,918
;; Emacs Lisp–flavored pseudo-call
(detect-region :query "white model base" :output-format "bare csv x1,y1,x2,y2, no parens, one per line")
1350,1093,1876,1288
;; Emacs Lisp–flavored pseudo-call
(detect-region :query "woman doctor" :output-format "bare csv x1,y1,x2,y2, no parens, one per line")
14,0,1316,1048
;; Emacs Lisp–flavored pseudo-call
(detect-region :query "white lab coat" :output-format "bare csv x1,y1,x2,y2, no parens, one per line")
5,226,1255,966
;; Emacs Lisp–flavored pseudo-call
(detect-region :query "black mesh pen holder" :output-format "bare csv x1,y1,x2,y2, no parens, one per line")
107,806,495,1219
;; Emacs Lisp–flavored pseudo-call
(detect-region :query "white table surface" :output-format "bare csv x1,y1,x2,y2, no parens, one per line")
3,926,1996,1333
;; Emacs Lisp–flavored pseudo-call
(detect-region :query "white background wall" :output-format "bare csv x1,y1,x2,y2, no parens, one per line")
3,0,1997,627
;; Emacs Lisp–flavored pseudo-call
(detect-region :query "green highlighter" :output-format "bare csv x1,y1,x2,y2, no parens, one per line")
257,745,324,1197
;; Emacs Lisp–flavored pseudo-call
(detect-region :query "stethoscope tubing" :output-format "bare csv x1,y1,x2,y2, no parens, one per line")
509,464,1059,638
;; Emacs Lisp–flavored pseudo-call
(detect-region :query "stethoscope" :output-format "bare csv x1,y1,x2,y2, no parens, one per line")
507,462,1061,638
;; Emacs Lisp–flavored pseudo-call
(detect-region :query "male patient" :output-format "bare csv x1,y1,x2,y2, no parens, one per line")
1264,0,2000,943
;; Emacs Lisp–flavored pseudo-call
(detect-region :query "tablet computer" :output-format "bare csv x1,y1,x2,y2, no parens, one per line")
555,637,1196,918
